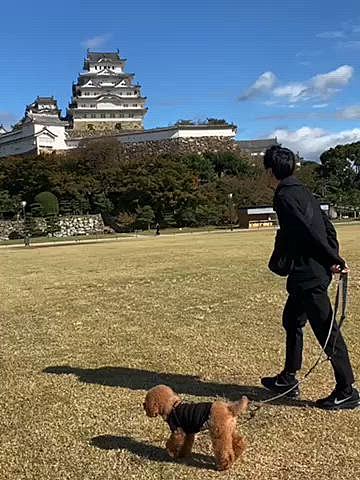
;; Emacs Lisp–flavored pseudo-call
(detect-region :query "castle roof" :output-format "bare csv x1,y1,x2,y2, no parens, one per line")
35,96,58,105
237,138,279,153
87,52,123,62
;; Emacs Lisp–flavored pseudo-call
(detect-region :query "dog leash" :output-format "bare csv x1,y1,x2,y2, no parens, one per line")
246,272,349,421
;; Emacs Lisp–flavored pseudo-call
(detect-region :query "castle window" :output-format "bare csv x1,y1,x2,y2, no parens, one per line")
123,104,128,107
90,104,96,108
91,114,96,118
101,113,106,118
110,113,115,118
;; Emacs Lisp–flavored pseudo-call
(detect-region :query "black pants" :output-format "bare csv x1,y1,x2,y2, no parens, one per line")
283,282,355,389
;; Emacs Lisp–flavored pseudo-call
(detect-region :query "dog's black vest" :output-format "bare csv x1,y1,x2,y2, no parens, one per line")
167,402,212,434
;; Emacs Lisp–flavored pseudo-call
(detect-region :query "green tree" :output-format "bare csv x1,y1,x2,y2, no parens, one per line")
296,162,322,194
205,152,252,178
34,191,59,215
116,212,137,232
136,205,155,230
0,190,20,218
320,143,359,206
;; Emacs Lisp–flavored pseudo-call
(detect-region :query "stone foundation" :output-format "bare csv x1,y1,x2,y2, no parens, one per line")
69,121,143,138
118,136,242,158
0,214,105,240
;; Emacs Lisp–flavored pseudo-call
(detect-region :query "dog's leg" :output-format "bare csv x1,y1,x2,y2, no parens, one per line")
210,421,236,470
209,402,237,471
232,431,246,460
178,433,195,458
165,429,186,459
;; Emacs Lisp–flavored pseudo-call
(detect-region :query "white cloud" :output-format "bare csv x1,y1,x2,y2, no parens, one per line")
272,126,360,160
312,103,328,108
338,105,360,120
312,65,353,91
81,34,111,49
238,72,277,100
240,65,354,105
272,65,354,104
317,30,345,39
273,83,308,103
338,40,360,49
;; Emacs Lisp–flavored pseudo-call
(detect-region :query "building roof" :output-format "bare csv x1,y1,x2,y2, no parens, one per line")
87,52,123,63
31,116,68,126
26,96,60,114
35,96,58,105
237,138,279,152
77,73,134,85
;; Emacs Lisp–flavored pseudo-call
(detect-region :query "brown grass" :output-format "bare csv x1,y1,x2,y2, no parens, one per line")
1,226,360,479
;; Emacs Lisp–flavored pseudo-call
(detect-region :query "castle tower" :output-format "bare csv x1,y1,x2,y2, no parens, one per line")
68,51,147,136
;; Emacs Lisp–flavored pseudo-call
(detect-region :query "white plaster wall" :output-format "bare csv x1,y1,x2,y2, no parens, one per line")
73,117,141,123
174,127,236,138
89,65,123,74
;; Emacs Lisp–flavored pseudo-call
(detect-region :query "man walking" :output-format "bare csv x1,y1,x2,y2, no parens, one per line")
261,145,359,410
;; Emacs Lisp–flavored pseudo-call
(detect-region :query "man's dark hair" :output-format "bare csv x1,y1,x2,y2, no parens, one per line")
263,146,296,180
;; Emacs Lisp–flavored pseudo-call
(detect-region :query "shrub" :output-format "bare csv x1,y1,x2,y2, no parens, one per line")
34,192,59,215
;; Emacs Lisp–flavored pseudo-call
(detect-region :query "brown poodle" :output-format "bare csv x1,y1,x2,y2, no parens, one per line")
143,384,249,471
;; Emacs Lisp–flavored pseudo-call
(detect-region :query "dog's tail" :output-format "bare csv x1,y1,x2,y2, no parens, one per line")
227,396,250,416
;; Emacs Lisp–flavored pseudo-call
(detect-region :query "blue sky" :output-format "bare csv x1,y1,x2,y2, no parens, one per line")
0,0,359,159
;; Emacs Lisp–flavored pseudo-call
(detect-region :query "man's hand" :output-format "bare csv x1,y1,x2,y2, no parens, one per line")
331,264,350,274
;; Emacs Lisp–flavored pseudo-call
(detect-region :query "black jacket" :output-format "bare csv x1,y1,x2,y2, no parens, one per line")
167,402,212,434
273,176,345,291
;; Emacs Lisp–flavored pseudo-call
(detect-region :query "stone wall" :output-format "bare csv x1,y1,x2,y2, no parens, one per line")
78,136,243,159
0,214,105,241
57,214,105,237
69,121,143,138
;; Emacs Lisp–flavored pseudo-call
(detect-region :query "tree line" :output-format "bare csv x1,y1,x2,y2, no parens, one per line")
0,138,359,232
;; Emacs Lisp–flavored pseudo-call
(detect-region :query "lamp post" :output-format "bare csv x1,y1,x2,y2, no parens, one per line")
228,193,233,231
21,200,27,219
20,200,29,247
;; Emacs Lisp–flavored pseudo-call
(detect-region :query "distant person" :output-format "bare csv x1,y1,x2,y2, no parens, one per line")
24,233,31,247
261,145,359,410
155,223,160,236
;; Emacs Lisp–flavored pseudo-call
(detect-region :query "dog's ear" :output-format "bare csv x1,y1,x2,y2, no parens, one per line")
144,395,160,417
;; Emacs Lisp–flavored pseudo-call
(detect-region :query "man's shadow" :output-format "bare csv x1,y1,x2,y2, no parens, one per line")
90,435,215,470
43,365,315,408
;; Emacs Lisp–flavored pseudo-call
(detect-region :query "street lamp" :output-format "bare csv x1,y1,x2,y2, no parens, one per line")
228,193,233,231
21,200,27,219
20,201,29,247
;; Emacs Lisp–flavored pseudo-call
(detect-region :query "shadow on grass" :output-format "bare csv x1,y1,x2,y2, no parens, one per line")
90,435,216,470
43,365,315,408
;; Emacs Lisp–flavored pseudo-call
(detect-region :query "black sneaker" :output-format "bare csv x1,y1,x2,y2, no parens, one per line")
261,371,300,398
315,387,360,410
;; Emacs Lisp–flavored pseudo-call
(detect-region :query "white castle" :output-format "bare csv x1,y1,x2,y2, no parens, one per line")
68,51,147,135
0,50,238,158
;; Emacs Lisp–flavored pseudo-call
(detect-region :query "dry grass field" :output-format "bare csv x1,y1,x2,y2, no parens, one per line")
1,226,360,480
